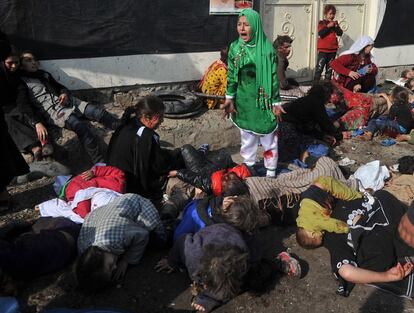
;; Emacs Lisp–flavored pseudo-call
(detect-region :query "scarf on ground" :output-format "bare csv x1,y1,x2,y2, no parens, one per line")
234,9,276,113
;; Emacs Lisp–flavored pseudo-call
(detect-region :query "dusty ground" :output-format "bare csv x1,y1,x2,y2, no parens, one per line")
2,116,414,313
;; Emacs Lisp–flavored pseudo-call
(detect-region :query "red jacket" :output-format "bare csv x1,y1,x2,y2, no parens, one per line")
211,164,251,196
317,20,342,53
65,166,126,218
330,53,378,89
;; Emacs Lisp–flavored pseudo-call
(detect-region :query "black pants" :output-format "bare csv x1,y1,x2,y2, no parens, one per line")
314,52,336,81
65,103,114,163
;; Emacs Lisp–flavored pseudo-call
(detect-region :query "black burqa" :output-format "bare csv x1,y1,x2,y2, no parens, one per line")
0,30,29,190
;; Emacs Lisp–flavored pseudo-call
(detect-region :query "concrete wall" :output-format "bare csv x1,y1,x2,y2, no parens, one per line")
40,51,218,90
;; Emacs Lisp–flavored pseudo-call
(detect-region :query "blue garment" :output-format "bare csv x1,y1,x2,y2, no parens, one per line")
173,199,212,241
0,297,20,313
365,115,402,134
306,143,329,158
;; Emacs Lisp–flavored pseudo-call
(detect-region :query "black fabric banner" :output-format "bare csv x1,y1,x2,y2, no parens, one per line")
0,0,259,60
375,0,414,48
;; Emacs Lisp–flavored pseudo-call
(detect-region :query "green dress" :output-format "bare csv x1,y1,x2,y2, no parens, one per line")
227,41,280,135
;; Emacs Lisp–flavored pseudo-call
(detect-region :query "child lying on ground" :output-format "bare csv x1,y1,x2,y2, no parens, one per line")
361,86,413,140
19,52,121,163
156,196,301,312
0,217,80,296
75,193,165,292
169,144,253,196
173,194,257,241
296,176,362,249
37,165,125,223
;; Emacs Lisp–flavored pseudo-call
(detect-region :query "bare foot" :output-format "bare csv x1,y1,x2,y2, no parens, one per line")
357,131,373,141
396,134,410,142
342,131,351,140
31,146,43,161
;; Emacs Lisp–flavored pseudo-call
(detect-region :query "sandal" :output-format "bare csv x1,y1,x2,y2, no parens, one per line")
276,251,301,278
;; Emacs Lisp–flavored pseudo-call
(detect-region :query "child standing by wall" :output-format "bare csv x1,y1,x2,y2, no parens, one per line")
222,8,282,178
314,4,343,81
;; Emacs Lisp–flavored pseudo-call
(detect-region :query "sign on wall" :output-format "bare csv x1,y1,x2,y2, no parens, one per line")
210,0,253,15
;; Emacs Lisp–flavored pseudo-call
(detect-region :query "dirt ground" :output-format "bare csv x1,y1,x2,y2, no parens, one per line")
2,129,414,313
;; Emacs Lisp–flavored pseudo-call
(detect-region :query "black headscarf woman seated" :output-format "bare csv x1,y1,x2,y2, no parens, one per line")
277,81,343,162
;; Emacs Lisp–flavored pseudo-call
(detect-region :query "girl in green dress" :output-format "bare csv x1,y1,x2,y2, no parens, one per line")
222,8,283,177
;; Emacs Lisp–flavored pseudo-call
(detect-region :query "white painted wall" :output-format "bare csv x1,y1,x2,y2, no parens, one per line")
40,51,219,90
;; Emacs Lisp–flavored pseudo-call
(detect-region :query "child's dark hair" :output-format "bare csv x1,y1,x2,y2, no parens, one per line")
391,86,409,107
19,50,36,61
220,46,229,65
194,244,249,303
272,35,293,50
217,195,259,234
6,46,19,59
308,81,334,104
75,246,114,292
401,69,410,79
405,78,414,91
121,95,165,122
222,173,250,197
323,4,336,15
0,267,17,296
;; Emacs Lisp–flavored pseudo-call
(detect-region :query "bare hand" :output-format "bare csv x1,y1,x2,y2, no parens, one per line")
154,258,175,273
220,99,236,119
272,105,286,122
35,123,48,142
398,214,414,248
168,170,177,178
353,84,362,93
348,71,361,80
81,170,94,181
192,302,206,312
113,259,128,281
386,262,413,282
58,93,68,106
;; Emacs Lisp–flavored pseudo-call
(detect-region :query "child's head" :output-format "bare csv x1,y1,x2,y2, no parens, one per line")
323,4,336,20
221,172,250,197
390,86,409,106
237,15,252,43
308,81,334,104
401,69,414,80
194,244,249,303
3,47,19,73
296,227,323,249
220,46,229,65
218,195,259,234
136,96,165,130
405,78,414,91
20,51,39,73
272,35,293,57
75,246,118,292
